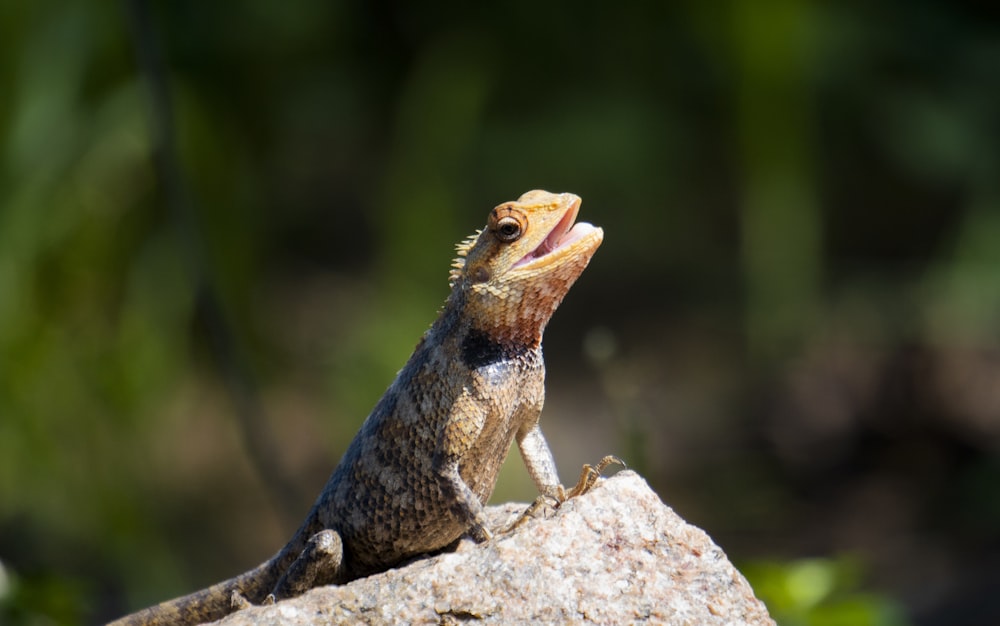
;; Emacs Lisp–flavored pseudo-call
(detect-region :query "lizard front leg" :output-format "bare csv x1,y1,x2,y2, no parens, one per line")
433,391,492,542
436,458,493,542
520,423,624,500
517,421,565,502
512,423,624,529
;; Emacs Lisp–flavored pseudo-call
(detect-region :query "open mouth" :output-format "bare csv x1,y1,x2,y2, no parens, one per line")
512,197,600,269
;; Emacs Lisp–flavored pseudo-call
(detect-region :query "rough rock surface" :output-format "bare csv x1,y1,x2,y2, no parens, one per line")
216,471,774,625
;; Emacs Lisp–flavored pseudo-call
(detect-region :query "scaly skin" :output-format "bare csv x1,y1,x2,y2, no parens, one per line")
111,190,604,625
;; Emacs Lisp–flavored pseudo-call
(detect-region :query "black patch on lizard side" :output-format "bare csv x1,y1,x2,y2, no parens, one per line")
461,329,529,370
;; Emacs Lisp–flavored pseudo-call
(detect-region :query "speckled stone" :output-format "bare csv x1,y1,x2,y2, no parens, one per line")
216,471,775,626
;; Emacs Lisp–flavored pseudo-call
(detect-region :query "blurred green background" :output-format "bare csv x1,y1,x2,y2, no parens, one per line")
1,1,998,624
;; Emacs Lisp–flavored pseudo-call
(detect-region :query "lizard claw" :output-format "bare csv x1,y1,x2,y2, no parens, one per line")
502,492,562,535
566,455,626,499
230,590,253,611
468,522,493,543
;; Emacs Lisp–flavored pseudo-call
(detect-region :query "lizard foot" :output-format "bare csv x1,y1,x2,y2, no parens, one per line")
501,491,562,535
230,591,253,611
566,455,626,499
230,589,275,612
468,521,493,543
501,457,624,535
270,529,344,601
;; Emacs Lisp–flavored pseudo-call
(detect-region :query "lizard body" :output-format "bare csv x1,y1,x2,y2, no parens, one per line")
111,190,604,625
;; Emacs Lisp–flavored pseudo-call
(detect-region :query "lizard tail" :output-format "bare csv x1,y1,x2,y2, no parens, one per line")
107,560,276,626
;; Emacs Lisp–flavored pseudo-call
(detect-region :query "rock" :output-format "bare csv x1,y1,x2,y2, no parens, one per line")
217,471,774,625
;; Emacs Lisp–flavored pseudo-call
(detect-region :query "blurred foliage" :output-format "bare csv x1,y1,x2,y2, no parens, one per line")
1,1,998,624
0,558,90,626
743,556,909,626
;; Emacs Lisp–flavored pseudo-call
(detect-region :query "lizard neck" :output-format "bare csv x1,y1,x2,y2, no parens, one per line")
442,283,557,351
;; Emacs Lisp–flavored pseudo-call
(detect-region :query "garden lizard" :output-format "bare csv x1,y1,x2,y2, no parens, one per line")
111,190,610,625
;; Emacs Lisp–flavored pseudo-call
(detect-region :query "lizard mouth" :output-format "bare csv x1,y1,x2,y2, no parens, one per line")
512,196,602,269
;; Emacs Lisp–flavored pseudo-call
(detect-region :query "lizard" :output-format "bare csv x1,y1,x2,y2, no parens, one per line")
110,189,613,625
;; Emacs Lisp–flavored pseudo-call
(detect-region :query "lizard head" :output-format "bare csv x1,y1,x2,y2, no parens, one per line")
449,190,603,345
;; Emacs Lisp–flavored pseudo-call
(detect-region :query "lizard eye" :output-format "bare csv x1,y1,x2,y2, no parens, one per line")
489,205,527,243
495,216,523,242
